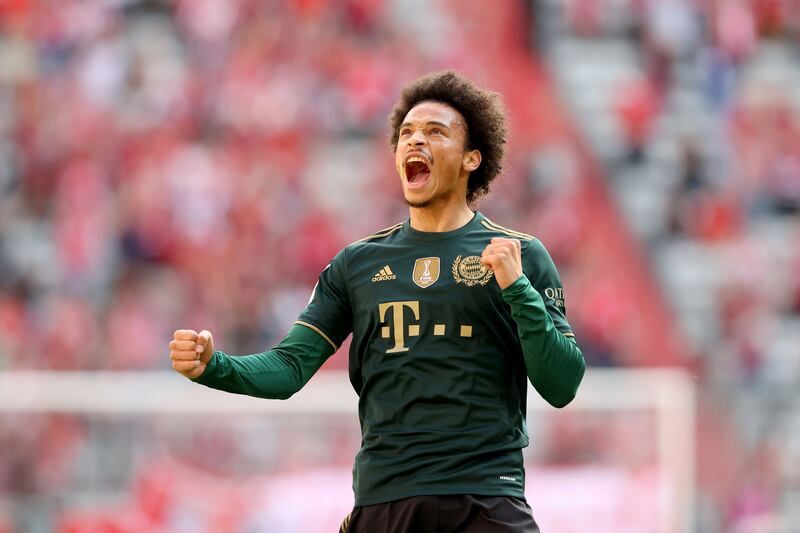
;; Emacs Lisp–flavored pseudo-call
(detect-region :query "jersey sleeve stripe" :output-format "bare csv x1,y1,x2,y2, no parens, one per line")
486,218,535,239
351,222,404,244
294,320,339,351
480,219,534,240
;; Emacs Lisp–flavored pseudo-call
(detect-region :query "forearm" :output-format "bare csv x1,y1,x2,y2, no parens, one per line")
191,323,335,400
502,276,586,407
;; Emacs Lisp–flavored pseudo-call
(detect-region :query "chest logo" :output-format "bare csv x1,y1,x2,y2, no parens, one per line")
412,257,440,288
452,255,494,287
372,265,396,282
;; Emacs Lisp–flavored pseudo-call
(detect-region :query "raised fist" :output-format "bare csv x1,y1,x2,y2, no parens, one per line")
169,329,214,379
480,237,523,290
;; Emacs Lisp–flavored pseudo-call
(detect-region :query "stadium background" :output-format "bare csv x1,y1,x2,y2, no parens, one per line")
0,0,798,531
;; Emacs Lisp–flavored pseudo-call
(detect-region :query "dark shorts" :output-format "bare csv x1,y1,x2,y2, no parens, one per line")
339,494,540,533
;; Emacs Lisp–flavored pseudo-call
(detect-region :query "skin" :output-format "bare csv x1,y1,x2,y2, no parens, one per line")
394,100,522,287
170,100,521,379
170,329,213,379
395,101,479,232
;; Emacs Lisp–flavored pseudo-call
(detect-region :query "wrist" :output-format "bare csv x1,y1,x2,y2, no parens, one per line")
192,350,221,382
501,274,529,295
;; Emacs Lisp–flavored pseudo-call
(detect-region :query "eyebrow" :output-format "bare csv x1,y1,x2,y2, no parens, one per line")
399,120,450,130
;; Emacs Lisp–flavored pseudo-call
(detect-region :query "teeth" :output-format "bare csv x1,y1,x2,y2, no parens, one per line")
407,156,427,164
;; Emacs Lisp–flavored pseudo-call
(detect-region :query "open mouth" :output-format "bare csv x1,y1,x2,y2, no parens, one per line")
404,155,431,187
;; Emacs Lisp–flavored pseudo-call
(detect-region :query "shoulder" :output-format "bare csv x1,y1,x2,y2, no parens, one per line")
478,215,535,241
478,215,557,274
322,221,405,276
478,215,536,249
344,221,405,252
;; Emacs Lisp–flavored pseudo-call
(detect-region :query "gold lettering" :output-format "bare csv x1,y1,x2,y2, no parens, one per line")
378,301,420,353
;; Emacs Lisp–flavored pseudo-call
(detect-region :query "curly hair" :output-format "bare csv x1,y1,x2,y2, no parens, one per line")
389,70,507,204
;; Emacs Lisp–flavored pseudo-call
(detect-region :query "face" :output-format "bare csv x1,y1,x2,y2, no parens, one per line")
395,101,480,209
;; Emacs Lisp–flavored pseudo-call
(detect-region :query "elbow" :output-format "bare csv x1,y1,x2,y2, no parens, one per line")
281,385,305,400
547,391,576,409
245,385,298,401
272,380,305,400
532,378,578,408
545,367,585,409
528,345,586,409
271,386,300,400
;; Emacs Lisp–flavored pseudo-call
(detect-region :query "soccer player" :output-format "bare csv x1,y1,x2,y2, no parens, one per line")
169,70,585,532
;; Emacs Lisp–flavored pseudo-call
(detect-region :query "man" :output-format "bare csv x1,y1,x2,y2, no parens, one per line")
169,70,585,532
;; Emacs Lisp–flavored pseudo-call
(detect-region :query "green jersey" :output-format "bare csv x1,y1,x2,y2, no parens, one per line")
295,211,575,505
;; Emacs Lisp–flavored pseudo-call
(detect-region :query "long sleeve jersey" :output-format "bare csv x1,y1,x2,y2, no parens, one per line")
194,211,586,505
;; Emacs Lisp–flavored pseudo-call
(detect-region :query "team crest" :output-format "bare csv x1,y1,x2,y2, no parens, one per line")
452,255,494,287
412,257,440,288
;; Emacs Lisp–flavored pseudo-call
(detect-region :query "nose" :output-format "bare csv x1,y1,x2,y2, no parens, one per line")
407,129,426,146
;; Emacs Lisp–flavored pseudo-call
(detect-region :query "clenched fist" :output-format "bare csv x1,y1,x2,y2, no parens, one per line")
480,237,524,290
169,329,214,379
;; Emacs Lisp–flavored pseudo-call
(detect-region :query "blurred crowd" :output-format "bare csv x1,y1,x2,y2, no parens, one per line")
0,0,670,375
554,0,800,529
0,0,625,370
0,0,454,370
568,0,800,368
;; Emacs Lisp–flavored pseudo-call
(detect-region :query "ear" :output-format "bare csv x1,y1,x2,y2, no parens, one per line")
462,150,481,173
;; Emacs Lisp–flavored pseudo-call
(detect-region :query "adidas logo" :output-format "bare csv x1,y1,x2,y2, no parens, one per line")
372,265,397,282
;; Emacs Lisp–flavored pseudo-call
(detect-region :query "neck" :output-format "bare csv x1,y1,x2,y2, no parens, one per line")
408,199,474,233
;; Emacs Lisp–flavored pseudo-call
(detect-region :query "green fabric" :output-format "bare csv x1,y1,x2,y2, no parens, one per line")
501,275,585,408
297,211,583,505
190,211,586,506
192,323,335,399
